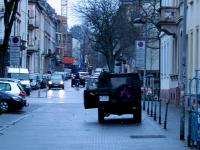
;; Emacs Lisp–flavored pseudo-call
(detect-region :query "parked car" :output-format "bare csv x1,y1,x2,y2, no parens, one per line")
0,91,27,112
6,67,31,95
47,74,64,90
29,73,41,90
0,78,27,98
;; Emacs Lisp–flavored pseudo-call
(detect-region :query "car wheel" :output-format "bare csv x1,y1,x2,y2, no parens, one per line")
0,101,9,112
98,107,104,124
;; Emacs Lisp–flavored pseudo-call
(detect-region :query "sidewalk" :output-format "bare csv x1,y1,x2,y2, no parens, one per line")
142,100,190,146
0,100,194,150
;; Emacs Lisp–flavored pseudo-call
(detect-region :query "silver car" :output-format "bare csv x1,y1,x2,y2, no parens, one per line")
0,80,26,98
47,74,64,90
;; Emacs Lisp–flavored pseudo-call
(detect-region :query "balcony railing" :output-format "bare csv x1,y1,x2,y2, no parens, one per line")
27,42,40,53
160,6,179,23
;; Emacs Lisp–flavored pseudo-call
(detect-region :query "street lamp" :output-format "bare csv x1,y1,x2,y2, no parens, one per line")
133,18,147,110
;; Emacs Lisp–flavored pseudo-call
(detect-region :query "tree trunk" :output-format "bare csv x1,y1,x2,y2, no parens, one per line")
0,0,20,77
0,45,7,77
106,54,115,73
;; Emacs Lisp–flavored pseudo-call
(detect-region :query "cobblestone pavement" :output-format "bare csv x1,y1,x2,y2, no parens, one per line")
0,102,193,150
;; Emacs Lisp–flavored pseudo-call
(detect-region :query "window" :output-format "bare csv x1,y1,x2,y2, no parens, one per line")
189,30,193,78
0,21,2,39
0,83,11,91
196,27,199,68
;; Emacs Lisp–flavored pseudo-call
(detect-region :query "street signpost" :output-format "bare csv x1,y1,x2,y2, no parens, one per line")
9,36,21,67
135,40,145,70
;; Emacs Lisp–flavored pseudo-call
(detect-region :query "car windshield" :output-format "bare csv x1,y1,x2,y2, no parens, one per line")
51,75,62,80
10,73,29,80
29,74,38,80
79,72,88,76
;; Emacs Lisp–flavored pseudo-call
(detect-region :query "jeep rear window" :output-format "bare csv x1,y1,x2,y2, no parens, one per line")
111,77,132,89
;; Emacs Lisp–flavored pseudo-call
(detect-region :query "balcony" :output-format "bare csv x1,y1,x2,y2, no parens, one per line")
28,19,39,30
158,6,180,36
27,43,39,53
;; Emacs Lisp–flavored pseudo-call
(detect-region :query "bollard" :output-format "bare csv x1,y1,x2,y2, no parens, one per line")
147,96,150,115
164,101,169,129
45,88,48,98
38,89,41,98
150,96,153,117
187,109,192,146
159,99,162,124
154,96,157,121
143,99,146,110
0,99,2,115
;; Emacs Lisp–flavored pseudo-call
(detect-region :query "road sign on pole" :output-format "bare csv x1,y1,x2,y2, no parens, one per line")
9,36,21,67
10,36,21,47
135,41,145,70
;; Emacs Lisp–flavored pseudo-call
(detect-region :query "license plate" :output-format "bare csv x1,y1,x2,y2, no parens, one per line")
99,96,109,101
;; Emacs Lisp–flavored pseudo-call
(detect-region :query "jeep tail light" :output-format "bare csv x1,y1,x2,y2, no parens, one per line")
19,91,26,97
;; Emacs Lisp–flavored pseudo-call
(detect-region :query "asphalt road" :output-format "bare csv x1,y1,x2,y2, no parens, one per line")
0,80,192,150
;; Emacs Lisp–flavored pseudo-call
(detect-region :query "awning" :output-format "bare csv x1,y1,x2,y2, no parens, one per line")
62,56,74,64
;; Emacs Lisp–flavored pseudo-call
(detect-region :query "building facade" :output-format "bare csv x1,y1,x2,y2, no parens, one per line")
187,0,200,90
28,0,57,73
0,0,28,68
0,0,69,75
159,0,186,105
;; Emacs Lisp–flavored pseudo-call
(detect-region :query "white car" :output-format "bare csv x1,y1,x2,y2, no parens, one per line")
0,81,26,98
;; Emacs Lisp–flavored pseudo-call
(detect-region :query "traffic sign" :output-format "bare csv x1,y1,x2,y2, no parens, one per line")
9,46,20,66
136,41,145,49
135,41,145,70
10,36,21,47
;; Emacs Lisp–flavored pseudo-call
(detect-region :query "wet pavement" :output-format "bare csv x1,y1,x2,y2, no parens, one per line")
0,80,194,150
0,103,193,150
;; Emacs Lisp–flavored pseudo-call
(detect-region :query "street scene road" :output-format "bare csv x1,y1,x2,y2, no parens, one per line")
0,80,192,150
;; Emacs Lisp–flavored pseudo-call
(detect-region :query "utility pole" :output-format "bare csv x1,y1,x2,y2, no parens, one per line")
180,0,187,140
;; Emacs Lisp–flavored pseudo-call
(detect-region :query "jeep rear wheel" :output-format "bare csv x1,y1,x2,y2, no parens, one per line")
134,110,141,123
98,108,104,124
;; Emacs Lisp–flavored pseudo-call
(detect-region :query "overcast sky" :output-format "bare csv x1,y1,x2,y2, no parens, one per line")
47,0,82,28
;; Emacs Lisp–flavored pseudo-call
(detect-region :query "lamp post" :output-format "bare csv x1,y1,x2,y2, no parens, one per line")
133,18,147,110
180,0,187,140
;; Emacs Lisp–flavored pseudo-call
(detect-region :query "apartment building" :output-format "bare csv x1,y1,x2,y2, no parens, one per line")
28,0,56,73
159,0,184,105
187,0,200,80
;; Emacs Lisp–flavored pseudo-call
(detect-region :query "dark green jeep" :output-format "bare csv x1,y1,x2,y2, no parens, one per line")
84,72,142,123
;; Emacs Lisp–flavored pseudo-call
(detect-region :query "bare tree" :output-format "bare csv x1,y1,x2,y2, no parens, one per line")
0,0,20,77
76,0,138,72
136,0,160,70
139,0,160,49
